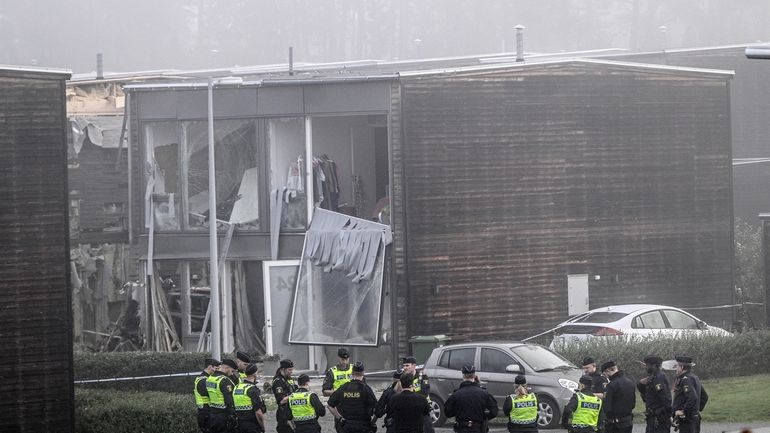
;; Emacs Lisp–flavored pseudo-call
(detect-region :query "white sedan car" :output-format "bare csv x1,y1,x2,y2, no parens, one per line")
549,304,731,348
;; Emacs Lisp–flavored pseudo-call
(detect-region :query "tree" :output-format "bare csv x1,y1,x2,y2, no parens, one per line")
734,217,762,302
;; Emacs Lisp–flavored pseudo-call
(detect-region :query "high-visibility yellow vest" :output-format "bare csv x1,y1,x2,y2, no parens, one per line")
509,393,538,424
331,365,353,390
206,374,233,410
289,391,317,421
571,393,602,429
233,382,256,411
194,375,210,408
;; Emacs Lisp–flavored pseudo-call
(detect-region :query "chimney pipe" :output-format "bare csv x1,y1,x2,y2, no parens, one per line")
289,46,294,76
515,25,525,62
96,53,104,80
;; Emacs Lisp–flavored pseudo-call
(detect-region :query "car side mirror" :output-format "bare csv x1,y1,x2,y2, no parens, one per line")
505,364,522,373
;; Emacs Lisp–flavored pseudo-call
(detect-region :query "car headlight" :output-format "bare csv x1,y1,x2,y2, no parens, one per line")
559,378,578,392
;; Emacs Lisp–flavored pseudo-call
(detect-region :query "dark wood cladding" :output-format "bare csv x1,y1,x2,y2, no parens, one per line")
397,63,733,341
0,69,73,432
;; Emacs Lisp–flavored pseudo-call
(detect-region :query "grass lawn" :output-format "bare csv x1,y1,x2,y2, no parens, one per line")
698,374,770,422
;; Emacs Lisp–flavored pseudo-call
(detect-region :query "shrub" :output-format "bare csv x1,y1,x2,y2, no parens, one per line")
554,329,770,380
75,388,198,433
74,351,267,393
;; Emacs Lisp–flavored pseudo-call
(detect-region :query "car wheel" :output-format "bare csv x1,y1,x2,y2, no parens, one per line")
536,395,561,429
429,394,447,427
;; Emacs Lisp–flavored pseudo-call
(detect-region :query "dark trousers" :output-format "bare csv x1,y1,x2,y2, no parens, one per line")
198,408,210,433
295,421,322,433
645,415,671,433
209,412,233,433
342,420,371,433
507,422,538,433
276,406,294,433
677,417,701,433
605,424,633,433
238,418,263,433
335,417,342,433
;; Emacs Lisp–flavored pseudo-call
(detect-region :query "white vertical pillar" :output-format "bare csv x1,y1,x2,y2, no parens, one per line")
208,78,221,360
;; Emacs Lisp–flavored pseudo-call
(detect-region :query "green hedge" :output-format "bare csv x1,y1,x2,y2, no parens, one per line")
554,329,770,380
76,389,198,433
74,351,269,393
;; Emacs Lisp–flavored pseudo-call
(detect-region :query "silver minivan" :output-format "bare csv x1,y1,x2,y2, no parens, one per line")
422,342,581,429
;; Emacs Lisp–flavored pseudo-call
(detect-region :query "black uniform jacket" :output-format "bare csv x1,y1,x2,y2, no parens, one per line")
328,379,378,423
375,382,399,419
637,369,671,419
672,372,708,418
387,389,431,433
444,381,499,423
603,370,636,422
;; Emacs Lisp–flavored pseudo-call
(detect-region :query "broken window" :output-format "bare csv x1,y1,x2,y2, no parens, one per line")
268,117,307,231
144,122,181,231
184,119,260,230
288,209,391,346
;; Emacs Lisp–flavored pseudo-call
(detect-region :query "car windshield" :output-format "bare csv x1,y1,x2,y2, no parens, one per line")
573,311,628,323
510,345,576,372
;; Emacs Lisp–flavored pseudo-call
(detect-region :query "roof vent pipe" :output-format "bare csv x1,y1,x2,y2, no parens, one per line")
96,53,104,79
515,25,525,62
289,46,294,76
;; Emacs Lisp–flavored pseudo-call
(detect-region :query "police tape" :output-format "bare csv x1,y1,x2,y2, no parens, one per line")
74,368,399,384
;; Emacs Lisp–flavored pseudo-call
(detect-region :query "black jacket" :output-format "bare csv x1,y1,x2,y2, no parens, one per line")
328,379,378,423
672,371,708,419
444,381,499,423
637,368,671,419
387,390,431,433
603,370,636,422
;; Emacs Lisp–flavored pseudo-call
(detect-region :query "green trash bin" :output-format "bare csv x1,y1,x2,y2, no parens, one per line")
408,335,451,365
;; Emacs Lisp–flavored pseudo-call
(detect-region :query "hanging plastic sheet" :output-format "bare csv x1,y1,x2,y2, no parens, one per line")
288,209,391,346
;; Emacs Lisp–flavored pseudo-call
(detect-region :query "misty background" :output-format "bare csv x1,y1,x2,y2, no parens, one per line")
1,0,769,73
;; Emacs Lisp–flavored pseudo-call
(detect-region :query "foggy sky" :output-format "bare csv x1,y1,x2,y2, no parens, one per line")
1,0,768,74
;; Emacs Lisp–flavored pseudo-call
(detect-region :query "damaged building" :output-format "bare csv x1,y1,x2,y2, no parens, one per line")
108,56,733,371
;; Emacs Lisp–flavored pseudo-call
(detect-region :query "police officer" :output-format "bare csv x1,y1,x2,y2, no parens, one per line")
234,363,267,433
289,373,327,433
375,369,404,433
601,361,635,433
234,351,251,384
402,356,435,433
561,376,604,433
672,356,708,433
581,357,608,399
387,373,432,433
195,358,220,433
207,358,238,433
444,365,498,433
325,348,354,433
637,355,671,433
328,362,378,433
272,359,298,433
503,375,538,433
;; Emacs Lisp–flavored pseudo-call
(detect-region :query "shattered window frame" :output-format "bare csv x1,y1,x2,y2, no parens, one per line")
287,236,387,347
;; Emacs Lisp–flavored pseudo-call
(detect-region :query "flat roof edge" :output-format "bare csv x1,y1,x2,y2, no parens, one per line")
398,58,734,78
0,64,72,78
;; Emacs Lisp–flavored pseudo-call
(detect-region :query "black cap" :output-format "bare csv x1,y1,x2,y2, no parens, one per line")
675,355,693,365
643,355,663,366
402,356,417,365
236,351,251,363
352,361,365,373
600,360,617,372
581,357,596,366
579,375,594,386
392,368,404,379
338,348,350,359
298,373,310,385
221,359,238,369
514,375,527,385
461,364,476,375
280,359,294,369
245,363,259,375
205,358,221,367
